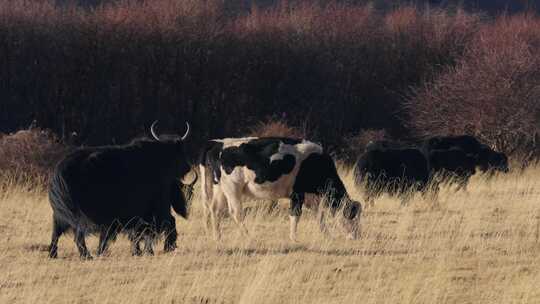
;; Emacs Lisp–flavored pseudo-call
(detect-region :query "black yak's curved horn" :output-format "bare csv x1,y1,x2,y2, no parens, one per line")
181,122,190,141
150,120,160,141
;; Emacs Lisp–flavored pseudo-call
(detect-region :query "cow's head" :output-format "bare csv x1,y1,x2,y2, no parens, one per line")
325,182,362,240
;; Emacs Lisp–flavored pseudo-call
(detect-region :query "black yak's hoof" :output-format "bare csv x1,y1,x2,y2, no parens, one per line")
163,242,176,253
48,245,58,259
132,248,142,256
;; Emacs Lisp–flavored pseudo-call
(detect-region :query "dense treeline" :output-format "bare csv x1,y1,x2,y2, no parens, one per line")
0,0,539,159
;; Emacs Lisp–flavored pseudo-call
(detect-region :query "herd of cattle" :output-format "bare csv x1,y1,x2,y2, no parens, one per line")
46,122,508,259
356,135,508,205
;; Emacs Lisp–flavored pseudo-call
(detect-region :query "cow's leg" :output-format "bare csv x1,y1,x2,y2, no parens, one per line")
48,217,67,259
74,228,92,260
289,193,304,242
163,215,177,253
317,206,331,238
222,185,249,237
363,185,376,208
210,188,227,241
97,222,120,256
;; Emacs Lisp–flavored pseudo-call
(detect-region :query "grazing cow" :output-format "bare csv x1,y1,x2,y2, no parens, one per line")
198,137,362,241
48,121,196,259
354,146,430,205
428,148,477,190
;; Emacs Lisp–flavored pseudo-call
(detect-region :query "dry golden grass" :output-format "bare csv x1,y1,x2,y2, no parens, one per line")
1,166,540,303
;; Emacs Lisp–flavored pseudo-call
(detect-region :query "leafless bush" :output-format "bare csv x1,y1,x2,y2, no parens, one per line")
0,1,478,154
0,128,68,183
247,118,305,139
337,129,391,165
407,15,540,156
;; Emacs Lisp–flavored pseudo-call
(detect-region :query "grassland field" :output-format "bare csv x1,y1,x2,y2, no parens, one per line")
1,165,540,303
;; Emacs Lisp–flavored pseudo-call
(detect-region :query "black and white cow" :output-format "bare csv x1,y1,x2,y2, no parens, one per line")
198,137,362,241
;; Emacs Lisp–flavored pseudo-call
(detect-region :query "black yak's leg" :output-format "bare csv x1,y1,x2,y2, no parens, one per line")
128,231,143,256
142,231,155,256
74,228,92,260
97,222,120,256
163,216,177,253
48,218,66,259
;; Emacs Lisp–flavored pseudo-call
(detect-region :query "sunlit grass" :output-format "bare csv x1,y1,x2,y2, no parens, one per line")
1,166,539,303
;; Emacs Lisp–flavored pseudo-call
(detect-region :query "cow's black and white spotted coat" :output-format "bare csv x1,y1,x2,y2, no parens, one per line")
198,137,361,241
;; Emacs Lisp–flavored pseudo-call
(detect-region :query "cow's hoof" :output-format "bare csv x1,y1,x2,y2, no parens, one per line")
48,252,58,259
80,254,93,261
289,236,299,243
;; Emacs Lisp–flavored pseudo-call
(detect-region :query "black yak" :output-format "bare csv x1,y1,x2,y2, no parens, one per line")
354,146,430,205
48,121,196,259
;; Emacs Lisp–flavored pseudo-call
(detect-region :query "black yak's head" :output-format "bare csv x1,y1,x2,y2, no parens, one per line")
477,146,509,173
149,121,193,179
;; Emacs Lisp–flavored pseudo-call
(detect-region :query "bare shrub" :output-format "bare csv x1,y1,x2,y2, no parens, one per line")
407,15,540,155
0,128,68,182
337,129,391,165
247,118,305,139
0,1,477,154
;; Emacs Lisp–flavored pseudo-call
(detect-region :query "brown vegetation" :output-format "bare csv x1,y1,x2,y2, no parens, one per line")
407,15,540,155
0,127,68,183
246,118,306,138
0,0,481,154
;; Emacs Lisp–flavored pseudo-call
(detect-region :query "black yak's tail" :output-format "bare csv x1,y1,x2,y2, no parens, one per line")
48,166,85,230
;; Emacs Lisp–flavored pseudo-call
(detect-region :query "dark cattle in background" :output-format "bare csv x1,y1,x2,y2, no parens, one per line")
428,148,477,190
198,137,362,241
354,146,430,205
422,135,509,174
48,121,196,259
364,140,412,152
421,135,485,156
477,146,509,173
